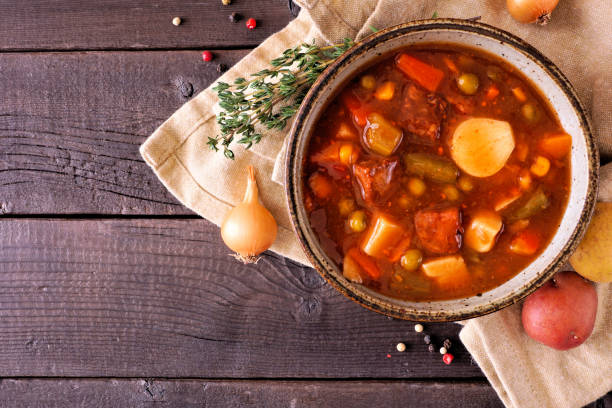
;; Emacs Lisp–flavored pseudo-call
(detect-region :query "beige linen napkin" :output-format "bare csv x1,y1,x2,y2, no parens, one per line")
141,1,612,406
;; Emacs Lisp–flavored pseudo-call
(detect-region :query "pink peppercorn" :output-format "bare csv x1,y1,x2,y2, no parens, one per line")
246,18,256,30
202,51,213,62
443,353,454,365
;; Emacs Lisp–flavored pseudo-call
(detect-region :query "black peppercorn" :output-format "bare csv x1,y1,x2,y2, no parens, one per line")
443,339,452,349
423,335,431,345
428,344,435,353
216,63,228,73
229,12,242,23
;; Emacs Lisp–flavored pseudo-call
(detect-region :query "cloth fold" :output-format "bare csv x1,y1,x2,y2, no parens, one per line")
140,1,612,407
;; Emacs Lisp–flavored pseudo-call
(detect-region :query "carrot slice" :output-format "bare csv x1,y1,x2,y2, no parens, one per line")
443,57,458,74
485,84,500,100
340,90,368,127
537,134,572,159
396,54,444,92
388,236,413,263
347,247,381,280
512,87,527,102
509,229,541,255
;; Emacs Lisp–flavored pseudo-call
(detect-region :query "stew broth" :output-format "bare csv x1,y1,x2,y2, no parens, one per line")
303,44,570,301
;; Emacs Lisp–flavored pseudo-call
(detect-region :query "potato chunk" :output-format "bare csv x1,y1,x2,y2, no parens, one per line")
361,213,404,259
421,255,471,290
450,118,515,177
343,252,364,283
464,210,503,253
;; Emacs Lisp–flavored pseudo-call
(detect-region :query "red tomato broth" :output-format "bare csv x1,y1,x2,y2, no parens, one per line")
303,44,571,301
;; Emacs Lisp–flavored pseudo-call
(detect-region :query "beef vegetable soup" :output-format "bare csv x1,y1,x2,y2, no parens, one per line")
303,44,571,301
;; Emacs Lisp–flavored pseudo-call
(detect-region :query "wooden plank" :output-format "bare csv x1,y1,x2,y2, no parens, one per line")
0,379,505,408
0,0,296,51
0,50,251,215
0,219,482,378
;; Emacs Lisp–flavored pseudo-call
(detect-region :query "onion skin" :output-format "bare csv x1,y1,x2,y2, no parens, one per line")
221,166,278,263
506,0,560,24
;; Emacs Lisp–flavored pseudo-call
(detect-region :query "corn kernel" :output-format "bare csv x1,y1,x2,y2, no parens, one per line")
338,198,355,217
360,75,376,90
530,156,550,177
407,177,426,196
374,81,395,100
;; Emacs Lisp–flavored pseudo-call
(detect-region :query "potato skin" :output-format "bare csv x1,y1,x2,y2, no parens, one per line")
521,271,598,350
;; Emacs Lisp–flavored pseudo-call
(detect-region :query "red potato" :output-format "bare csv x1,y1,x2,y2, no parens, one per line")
522,271,598,350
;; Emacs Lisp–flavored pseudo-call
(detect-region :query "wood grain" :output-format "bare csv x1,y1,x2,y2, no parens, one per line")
0,50,250,215
0,218,481,378
0,0,296,51
0,379,506,408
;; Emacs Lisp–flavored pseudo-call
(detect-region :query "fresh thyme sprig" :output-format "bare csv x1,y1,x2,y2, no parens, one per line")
209,38,354,159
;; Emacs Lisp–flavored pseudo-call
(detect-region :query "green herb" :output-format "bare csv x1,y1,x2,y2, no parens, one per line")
432,11,439,18
368,24,379,33
209,39,354,159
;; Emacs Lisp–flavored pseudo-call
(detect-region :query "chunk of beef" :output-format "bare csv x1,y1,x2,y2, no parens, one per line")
353,159,397,203
414,207,463,255
399,84,448,144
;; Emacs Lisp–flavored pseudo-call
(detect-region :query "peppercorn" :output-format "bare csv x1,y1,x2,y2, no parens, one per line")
229,12,241,23
428,344,435,353
172,17,182,26
443,353,454,365
423,335,431,345
414,324,424,333
202,51,213,62
439,346,448,355
216,63,228,73
443,339,452,350
221,0,231,4
396,342,406,352
246,17,256,30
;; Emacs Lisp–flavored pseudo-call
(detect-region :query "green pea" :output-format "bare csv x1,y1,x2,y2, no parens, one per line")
457,73,479,95
400,249,423,271
349,210,367,233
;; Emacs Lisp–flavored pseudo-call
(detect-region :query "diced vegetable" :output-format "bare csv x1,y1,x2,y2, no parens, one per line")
442,185,461,201
365,113,403,156
512,87,527,102
464,210,503,253
521,103,539,123
450,118,515,178
361,213,405,259
403,153,458,184
443,57,459,73
396,54,444,92
338,198,355,216
343,252,364,283
485,84,500,100
360,75,376,90
308,172,333,199
349,210,368,232
456,73,479,95
400,249,423,271
336,122,358,140
407,177,427,196
347,247,381,280
509,187,550,221
374,81,396,100
340,90,368,127
530,156,550,177
509,229,541,255
421,255,471,290
494,189,522,212
457,175,474,192
518,169,532,190
339,143,359,166
389,237,414,263
538,134,572,159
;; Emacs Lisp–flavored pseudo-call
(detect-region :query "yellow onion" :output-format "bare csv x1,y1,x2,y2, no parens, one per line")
221,166,277,263
506,0,560,24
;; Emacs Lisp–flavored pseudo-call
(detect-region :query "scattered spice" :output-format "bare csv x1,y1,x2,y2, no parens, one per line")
414,324,424,333
443,353,454,365
246,17,257,30
423,335,431,345
439,346,448,355
221,0,231,4
428,344,435,353
396,342,406,352
172,17,182,26
229,12,242,23
202,51,214,62
443,339,452,349
216,63,228,73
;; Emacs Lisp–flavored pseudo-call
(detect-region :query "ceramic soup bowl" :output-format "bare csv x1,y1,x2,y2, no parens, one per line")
285,19,598,321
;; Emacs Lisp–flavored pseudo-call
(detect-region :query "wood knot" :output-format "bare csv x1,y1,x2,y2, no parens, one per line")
295,296,321,322
175,78,194,98
299,268,325,289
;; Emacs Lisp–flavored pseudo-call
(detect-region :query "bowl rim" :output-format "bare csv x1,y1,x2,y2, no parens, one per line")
285,18,599,322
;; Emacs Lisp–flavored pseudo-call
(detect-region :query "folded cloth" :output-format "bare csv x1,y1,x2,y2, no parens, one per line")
140,1,612,406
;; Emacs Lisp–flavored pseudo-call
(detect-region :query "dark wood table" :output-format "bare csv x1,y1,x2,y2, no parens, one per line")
0,1,609,406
